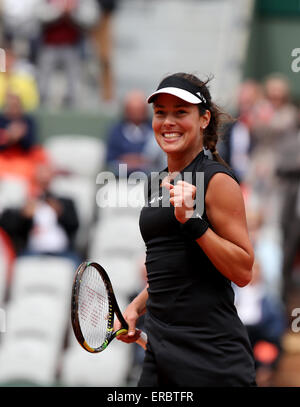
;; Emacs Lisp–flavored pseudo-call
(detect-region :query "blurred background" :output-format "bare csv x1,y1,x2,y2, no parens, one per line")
0,0,300,387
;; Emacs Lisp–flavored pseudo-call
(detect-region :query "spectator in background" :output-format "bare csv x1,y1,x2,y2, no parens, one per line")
0,0,42,65
276,135,300,304
235,186,287,386
0,162,80,265
0,91,48,193
0,92,37,153
245,203,283,300
90,0,118,101
106,90,166,177
262,74,299,139
0,42,40,111
234,262,286,387
249,74,299,164
220,79,263,183
36,0,85,107
245,74,299,232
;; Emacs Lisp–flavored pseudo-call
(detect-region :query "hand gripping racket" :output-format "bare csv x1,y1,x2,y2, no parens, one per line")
71,261,147,353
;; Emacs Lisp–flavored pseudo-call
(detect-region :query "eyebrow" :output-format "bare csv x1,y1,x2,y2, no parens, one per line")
153,103,190,108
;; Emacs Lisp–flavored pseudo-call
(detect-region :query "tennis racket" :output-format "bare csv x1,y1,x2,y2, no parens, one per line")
71,261,147,353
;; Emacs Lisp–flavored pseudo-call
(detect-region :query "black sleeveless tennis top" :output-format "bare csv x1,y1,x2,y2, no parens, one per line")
139,150,256,386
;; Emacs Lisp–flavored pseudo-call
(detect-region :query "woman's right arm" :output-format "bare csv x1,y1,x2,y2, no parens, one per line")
115,284,148,343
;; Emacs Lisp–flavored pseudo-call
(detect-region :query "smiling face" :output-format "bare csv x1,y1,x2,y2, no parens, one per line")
152,93,210,165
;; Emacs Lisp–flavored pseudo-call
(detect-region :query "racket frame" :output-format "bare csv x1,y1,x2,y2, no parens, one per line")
71,261,129,353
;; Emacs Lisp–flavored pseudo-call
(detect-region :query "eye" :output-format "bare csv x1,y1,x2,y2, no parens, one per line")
176,109,188,115
154,109,165,116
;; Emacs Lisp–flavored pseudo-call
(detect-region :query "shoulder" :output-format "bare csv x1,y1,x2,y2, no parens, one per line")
205,171,244,217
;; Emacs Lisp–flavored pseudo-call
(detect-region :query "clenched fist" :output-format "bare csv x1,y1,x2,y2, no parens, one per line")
163,180,196,224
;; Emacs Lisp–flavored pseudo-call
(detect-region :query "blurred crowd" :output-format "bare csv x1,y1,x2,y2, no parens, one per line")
0,0,166,384
219,74,300,386
0,0,118,109
0,0,300,387
0,0,120,283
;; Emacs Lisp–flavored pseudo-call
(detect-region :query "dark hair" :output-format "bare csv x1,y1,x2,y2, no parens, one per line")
166,72,232,169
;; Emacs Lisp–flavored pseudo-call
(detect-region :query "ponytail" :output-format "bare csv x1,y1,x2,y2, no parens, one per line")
202,103,233,170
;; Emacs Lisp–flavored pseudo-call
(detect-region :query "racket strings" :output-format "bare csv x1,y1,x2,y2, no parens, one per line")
78,265,111,349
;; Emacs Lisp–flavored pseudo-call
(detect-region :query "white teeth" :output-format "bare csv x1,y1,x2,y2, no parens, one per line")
163,133,182,138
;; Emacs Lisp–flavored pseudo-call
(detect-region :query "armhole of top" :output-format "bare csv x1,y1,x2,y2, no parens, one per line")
198,162,239,224
204,169,239,198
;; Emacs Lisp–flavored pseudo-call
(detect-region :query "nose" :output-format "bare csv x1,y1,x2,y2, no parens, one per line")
162,113,176,128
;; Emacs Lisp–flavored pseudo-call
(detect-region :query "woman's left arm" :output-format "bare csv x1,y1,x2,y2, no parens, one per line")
197,172,254,287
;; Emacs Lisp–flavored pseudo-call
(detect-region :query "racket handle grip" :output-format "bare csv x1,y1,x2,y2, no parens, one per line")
136,330,147,350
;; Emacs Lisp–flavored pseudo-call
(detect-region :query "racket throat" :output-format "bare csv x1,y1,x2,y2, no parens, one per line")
115,328,128,337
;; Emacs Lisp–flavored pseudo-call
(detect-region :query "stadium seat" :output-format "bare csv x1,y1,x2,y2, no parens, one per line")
0,336,60,386
45,135,106,178
2,294,69,347
0,249,6,333
88,255,144,299
9,255,75,306
0,255,76,386
60,338,132,386
88,214,145,260
0,228,15,316
0,253,7,307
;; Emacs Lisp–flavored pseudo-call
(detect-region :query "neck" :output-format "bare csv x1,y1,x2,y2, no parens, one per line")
167,148,203,174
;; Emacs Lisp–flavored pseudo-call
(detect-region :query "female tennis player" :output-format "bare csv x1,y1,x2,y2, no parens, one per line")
115,72,257,386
